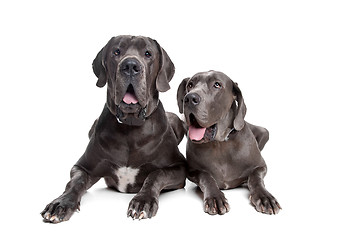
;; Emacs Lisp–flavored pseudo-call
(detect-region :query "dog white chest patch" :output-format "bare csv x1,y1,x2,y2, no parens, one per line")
114,167,140,192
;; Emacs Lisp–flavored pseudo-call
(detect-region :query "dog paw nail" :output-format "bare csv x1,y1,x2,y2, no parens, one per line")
204,204,209,211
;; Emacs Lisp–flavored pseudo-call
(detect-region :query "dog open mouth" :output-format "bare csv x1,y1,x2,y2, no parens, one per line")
188,113,217,143
117,84,142,114
122,85,139,105
115,84,147,126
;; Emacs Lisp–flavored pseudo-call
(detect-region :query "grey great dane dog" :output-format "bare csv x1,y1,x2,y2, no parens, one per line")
177,70,281,215
41,35,186,223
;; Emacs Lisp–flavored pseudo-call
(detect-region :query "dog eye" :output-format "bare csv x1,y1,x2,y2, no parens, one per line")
214,82,222,89
145,51,152,58
187,82,193,89
114,49,120,56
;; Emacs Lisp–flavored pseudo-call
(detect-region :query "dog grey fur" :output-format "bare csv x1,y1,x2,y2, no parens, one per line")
177,70,281,215
41,35,186,223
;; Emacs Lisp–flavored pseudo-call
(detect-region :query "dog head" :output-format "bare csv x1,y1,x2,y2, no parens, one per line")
177,70,246,143
93,35,175,126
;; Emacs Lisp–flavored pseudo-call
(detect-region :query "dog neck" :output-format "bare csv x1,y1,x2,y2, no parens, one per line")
144,94,159,118
116,98,159,125
106,91,160,126
224,128,236,141
214,107,236,142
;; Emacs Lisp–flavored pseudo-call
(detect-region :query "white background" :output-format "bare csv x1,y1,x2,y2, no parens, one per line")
1,0,359,239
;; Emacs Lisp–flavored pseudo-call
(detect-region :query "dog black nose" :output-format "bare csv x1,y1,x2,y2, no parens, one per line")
185,93,201,106
121,58,141,76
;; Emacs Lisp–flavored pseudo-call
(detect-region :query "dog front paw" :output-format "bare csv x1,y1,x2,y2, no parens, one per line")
249,189,281,215
41,195,79,223
127,193,159,220
204,191,230,215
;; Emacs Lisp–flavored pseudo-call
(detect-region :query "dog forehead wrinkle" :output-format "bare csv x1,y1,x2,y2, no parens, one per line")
191,82,207,95
114,36,149,54
131,37,148,49
114,36,131,49
114,167,140,192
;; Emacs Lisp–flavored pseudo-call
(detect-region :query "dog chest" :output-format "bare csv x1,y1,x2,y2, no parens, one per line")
113,166,140,192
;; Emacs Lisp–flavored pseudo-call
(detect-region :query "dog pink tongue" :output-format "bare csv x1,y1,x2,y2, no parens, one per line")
189,125,206,141
123,92,138,104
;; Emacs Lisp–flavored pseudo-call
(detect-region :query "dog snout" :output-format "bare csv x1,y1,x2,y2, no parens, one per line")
185,93,201,106
120,58,141,76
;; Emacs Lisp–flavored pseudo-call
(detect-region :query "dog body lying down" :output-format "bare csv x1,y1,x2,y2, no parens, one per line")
177,70,281,215
41,35,186,223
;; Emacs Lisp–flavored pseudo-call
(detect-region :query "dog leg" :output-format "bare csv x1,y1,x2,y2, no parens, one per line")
247,123,269,151
248,166,281,214
166,112,186,145
41,166,100,223
127,164,186,220
88,119,98,139
188,170,230,215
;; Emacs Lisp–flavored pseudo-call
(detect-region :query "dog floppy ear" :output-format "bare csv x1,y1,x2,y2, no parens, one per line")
92,37,114,88
154,40,175,92
177,78,189,114
92,47,107,87
233,82,247,131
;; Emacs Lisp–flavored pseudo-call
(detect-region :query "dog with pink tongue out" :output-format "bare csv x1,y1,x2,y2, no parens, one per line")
188,126,206,141
177,70,281,215
123,91,138,104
